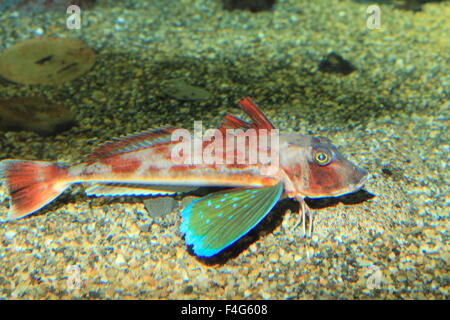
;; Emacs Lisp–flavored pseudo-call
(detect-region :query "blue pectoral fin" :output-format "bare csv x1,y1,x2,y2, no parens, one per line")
180,182,283,257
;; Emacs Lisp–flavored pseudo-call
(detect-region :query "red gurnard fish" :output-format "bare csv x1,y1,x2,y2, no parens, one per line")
0,98,368,257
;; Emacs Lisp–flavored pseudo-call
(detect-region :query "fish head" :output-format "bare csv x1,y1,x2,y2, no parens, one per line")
280,134,368,198
301,136,368,198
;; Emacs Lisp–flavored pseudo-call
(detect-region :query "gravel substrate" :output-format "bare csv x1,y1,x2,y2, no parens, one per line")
0,0,448,299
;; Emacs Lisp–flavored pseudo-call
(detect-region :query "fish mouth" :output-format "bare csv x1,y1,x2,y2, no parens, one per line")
329,171,370,198
301,171,370,199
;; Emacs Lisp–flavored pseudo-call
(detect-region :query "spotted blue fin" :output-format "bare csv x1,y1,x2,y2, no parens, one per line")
180,183,283,257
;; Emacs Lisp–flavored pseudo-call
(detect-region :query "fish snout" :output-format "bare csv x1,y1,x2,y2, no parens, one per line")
350,166,369,189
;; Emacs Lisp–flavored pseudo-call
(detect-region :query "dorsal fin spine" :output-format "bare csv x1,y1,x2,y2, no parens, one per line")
87,126,175,161
238,97,275,130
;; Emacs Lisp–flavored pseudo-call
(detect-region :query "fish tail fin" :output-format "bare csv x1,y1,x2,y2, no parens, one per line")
0,160,70,220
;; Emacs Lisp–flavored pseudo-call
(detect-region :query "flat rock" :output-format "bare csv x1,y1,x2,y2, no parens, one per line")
161,79,211,101
0,38,96,85
318,52,356,75
0,96,75,135
144,197,178,218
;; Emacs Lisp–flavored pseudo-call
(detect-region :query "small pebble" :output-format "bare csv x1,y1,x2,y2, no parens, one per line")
34,28,44,35
114,253,126,265
3,230,17,241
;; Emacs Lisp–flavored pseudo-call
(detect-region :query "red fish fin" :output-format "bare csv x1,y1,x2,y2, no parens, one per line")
221,114,251,129
238,97,275,129
87,127,175,161
0,160,69,219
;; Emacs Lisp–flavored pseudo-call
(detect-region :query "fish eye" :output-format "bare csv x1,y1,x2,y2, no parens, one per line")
314,150,332,166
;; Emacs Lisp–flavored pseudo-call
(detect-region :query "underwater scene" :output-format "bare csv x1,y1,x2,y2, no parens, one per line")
0,0,448,300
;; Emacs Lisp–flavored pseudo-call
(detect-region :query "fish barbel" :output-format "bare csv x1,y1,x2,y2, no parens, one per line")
0,98,368,257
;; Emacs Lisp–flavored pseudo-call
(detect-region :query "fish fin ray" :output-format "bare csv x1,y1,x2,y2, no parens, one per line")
87,127,175,161
239,97,275,129
221,114,251,129
0,160,69,219
85,183,197,197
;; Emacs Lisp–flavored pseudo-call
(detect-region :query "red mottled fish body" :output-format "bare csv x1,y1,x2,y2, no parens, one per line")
0,98,368,227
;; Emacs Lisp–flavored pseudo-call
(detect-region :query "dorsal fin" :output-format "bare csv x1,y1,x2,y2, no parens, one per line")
221,114,251,129
238,97,275,130
87,127,175,161
219,98,276,131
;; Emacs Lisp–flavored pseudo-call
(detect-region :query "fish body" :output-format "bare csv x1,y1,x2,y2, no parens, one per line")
0,98,368,257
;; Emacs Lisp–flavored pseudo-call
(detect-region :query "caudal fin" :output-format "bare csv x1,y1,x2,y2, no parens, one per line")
0,160,70,220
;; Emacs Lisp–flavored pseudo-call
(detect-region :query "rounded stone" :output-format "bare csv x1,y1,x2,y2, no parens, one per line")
0,38,96,85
